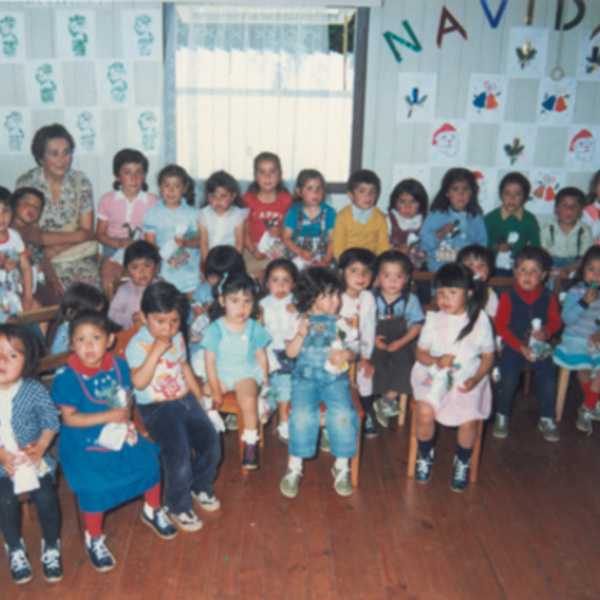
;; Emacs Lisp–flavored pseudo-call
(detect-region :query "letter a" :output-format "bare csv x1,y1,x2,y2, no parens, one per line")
437,6,468,48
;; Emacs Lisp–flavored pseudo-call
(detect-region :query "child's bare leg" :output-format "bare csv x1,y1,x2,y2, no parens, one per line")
278,400,290,424
577,369,592,386
233,378,259,430
414,400,435,483
100,257,124,296
415,401,435,441
457,420,478,449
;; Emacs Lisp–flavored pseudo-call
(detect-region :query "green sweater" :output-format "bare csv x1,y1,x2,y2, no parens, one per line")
484,207,540,255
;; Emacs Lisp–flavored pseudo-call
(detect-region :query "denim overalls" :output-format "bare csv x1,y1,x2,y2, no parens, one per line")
289,314,359,459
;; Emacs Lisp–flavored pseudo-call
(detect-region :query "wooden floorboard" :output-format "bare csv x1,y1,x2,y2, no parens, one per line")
3,382,600,599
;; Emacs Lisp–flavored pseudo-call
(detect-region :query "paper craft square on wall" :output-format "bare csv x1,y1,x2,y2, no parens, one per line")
536,77,577,126
507,27,549,79
566,126,600,172
0,107,30,154
466,74,507,123
428,121,468,166
121,8,162,60
471,168,499,214
128,108,160,155
390,164,431,196
397,73,437,122
65,108,102,155
496,123,537,169
0,12,25,61
576,30,600,81
55,10,96,59
528,168,567,215
96,59,135,107
25,60,64,107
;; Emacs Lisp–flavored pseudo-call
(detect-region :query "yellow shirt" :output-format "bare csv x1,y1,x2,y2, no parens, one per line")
332,205,391,260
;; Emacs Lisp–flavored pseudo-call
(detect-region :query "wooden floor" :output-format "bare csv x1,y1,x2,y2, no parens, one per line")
3,377,600,599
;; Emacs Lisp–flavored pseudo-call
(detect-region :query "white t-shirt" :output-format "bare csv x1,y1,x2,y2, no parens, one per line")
340,290,376,360
198,205,248,249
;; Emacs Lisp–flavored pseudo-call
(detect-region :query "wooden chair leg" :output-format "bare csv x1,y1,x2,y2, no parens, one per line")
407,404,418,478
524,370,532,396
18,494,32,520
398,394,408,426
237,405,245,464
555,367,571,422
351,413,363,488
469,420,484,484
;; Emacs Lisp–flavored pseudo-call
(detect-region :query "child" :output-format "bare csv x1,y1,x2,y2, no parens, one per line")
259,258,299,444
370,250,425,428
143,165,200,297
541,187,593,279
494,247,561,442
201,273,270,469
484,172,540,276
332,169,390,260
279,267,359,498
52,310,177,572
420,168,487,272
338,248,378,436
583,169,600,243
0,324,61,584
457,244,498,319
198,171,248,259
410,263,495,492
242,152,292,276
96,149,158,296
51,283,108,355
126,282,221,531
553,246,600,434
282,169,336,269
108,240,161,330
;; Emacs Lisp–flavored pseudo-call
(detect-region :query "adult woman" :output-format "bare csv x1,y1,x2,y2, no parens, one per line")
15,124,100,298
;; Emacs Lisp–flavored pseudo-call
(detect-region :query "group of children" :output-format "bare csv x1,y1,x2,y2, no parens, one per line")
2,150,600,585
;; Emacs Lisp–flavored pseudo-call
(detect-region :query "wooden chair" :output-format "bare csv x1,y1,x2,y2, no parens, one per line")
15,304,60,326
397,393,409,426
106,277,130,304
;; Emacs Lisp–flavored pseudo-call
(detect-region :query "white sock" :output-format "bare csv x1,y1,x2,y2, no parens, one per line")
143,502,155,519
334,457,349,470
241,428,259,444
288,456,303,472
278,421,289,436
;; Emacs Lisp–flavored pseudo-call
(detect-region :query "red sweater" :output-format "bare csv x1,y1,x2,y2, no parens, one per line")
495,285,561,352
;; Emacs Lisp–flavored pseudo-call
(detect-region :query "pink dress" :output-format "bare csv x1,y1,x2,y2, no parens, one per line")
410,310,494,426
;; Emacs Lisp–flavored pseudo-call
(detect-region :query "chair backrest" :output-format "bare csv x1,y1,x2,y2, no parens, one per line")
16,305,60,325
107,278,130,304
111,325,141,360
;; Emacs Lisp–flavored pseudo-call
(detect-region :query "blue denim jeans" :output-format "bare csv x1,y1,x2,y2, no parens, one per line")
289,371,358,459
138,392,221,514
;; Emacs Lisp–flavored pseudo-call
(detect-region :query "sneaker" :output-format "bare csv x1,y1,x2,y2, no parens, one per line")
85,532,116,572
319,428,331,453
331,464,353,496
169,510,204,532
5,540,33,584
373,399,390,428
492,413,509,439
576,406,594,434
225,414,239,431
590,402,600,421
450,456,471,493
363,413,378,437
277,423,289,445
242,442,259,469
383,396,401,417
280,467,302,498
41,540,63,583
192,491,221,512
538,417,560,442
414,448,434,484
141,507,178,540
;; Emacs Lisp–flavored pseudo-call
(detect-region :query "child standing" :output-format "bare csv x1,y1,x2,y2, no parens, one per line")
332,169,390,260
259,258,299,444
126,282,221,531
198,171,248,259
201,273,270,469
143,165,200,297
108,240,161,330
95,149,157,295
541,187,593,279
280,267,359,499
457,244,498,319
282,170,336,269
583,169,600,243
370,250,425,428
0,325,61,584
553,247,600,434
494,247,561,442
52,310,177,572
242,152,292,276
420,168,487,272
410,264,495,492
484,172,540,277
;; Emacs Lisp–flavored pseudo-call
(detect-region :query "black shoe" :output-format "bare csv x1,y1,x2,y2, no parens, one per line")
450,456,471,493
414,448,434,484
141,506,178,540
5,540,33,584
41,539,63,583
363,414,378,437
85,532,116,572
242,442,259,470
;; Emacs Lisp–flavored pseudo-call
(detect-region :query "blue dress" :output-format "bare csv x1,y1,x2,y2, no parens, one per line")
52,354,160,513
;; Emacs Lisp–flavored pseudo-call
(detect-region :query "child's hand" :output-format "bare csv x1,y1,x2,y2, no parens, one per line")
267,224,283,239
437,354,456,369
583,287,599,304
496,242,510,253
590,331,600,345
152,335,173,356
0,252,4,268
328,348,348,367
436,223,455,238
21,295,34,312
0,447,16,477
211,390,223,410
253,248,267,260
23,442,45,468
519,345,536,362
298,317,311,338
358,358,374,378
387,339,407,353
532,329,548,342
192,304,204,319
105,408,130,425
4,258,17,272
458,378,477,393
174,236,185,248
375,334,388,351
132,311,144,326
299,249,313,262
51,277,64,296
119,239,133,249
